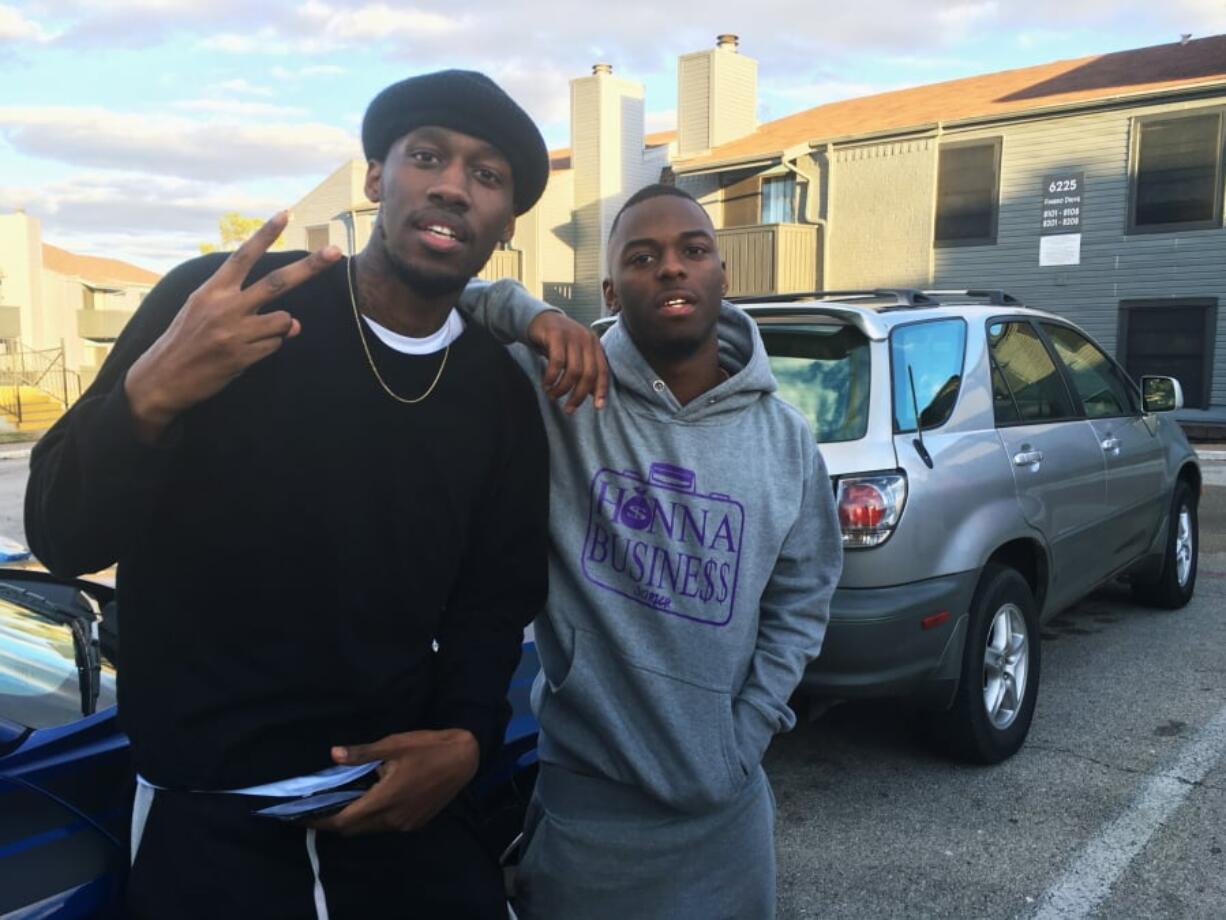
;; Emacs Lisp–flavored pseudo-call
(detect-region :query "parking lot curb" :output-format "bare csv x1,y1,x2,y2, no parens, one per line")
1198,450,1226,462
0,448,32,461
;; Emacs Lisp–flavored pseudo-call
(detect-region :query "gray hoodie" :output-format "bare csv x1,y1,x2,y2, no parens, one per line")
467,287,842,813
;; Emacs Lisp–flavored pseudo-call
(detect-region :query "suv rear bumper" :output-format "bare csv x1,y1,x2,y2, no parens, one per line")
800,571,979,705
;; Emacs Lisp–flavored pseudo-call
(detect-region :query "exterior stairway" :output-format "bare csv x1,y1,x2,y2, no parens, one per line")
0,386,67,433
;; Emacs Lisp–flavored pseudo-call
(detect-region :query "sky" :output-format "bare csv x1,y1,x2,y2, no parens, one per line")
2,0,1225,273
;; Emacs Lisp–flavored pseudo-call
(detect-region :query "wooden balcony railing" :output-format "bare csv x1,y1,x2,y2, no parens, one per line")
716,224,820,298
477,249,523,283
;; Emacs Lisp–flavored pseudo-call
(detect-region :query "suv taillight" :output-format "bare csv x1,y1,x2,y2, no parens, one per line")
836,473,908,548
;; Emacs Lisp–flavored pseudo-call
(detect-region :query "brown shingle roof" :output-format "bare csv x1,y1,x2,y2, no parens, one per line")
42,243,160,287
548,129,677,172
675,35,1226,170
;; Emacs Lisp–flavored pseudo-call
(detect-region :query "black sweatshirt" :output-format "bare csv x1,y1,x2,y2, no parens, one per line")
25,253,549,790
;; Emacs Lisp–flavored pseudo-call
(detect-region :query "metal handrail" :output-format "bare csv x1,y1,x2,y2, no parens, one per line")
0,342,81,427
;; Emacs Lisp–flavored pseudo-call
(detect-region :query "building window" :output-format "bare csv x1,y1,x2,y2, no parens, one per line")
934,139,1001,246
1130,112,1224,232
761,176,796,224
1119,299,1217,410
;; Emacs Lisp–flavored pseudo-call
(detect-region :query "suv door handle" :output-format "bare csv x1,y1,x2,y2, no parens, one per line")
1013,450,1044,467
1101,436,1121,454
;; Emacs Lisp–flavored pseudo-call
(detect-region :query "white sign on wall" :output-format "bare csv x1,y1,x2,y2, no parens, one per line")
1040,172,1084,266
1040,234,1081,266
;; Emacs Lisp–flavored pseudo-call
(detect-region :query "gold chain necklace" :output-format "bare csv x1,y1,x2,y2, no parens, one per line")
346,256,450,405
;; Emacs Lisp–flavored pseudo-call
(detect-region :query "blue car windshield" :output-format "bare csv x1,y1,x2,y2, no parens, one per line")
0,599,116,729
762,323,871,443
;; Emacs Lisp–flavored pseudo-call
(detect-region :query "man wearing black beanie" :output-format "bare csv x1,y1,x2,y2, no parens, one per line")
26,70,600,918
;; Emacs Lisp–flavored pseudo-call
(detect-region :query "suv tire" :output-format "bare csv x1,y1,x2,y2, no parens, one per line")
935,564,1040,764
1131,480,1198,610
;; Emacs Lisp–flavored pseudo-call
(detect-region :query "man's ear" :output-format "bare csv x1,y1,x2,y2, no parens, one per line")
500,215,516,245
602,278,620,315
364,160,383,203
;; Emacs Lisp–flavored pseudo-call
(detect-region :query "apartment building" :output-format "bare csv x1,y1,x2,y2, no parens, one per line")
671,34,1226,429
284,34,1226,424
0,211,159,395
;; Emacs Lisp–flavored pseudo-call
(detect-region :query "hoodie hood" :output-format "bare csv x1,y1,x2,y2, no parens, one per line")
602,301,777,422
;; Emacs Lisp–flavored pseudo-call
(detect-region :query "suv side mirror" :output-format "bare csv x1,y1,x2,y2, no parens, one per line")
1141,375,1183,413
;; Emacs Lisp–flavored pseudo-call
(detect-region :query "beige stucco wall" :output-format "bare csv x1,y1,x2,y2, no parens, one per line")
826,137,937,289
284,160,369,254
512,168,575,301
0,213,40,343
675,173,724,229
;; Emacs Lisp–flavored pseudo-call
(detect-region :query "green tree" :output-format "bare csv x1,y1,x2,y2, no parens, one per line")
200,212,282,254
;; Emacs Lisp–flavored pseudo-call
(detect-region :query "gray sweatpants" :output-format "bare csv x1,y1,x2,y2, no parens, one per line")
513,762,776,920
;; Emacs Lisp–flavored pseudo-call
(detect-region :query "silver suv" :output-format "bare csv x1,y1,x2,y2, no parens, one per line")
736,289,1201,763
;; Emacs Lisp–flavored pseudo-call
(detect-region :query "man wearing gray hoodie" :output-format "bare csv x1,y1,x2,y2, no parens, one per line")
469,184,842,918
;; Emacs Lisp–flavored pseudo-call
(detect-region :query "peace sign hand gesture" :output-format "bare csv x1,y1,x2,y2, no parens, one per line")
124,211,342,443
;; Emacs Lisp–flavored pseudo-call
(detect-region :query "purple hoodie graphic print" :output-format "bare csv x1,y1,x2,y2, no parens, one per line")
582,462,744,626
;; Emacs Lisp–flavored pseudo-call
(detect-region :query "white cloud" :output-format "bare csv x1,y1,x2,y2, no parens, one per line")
0,172,280,229
0,106,360,181
484,60,572,129
1180,0,1226,31
936,1,999,31
0,171,289,270
297,2,463,39
207,78,276,98
645,109,677,134
0,4,56,42
196,28,334,55
172,99,308,117
271,63,346,80
28,0,1226,62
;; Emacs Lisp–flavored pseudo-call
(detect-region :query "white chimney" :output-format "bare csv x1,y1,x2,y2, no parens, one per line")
677,34,758,158
569,64,647,323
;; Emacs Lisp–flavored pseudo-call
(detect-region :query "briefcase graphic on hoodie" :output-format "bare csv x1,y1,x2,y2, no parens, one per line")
582,462,745,626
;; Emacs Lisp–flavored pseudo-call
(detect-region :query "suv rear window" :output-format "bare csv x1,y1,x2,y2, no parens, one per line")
890,319,967,432
761,324,871,443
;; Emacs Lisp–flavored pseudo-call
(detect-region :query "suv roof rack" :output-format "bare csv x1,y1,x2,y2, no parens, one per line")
729,289,938,307
729,288,1024,308
921,289,1024,306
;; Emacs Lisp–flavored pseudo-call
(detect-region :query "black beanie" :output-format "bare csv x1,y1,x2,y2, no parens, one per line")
361,70,549,216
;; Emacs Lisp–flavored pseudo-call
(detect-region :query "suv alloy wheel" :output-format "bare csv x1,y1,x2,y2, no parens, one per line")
1131,480,1198,609
935,564,1041,764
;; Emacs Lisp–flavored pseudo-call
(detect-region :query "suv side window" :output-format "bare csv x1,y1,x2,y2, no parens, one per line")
1041,323,1139,418
890,319,967,432
987,321,1076,425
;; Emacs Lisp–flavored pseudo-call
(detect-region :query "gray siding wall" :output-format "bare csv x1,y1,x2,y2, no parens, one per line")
933,98,1226,418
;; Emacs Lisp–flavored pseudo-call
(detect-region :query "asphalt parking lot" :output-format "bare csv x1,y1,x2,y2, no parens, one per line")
2,452,1223,918
770,479,1226,919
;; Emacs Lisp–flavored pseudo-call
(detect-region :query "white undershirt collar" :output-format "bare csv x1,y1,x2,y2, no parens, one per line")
361,309,464,355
